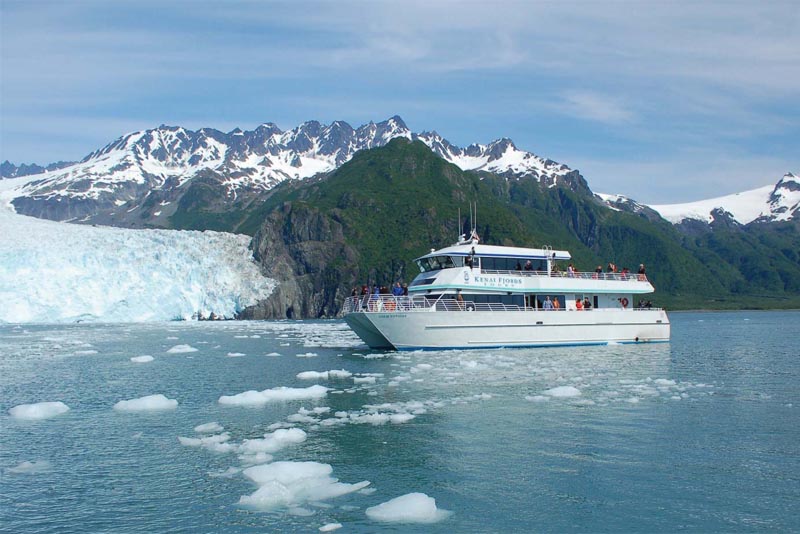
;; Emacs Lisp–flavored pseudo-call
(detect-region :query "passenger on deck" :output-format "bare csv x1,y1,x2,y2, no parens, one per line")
576,298,583,310
638,264,646,281
594,265,603,279
567,263,575,277
515,261,522,271
553,297,561,310
583,297,592,310
543,296,554,310
456,292,465,310
524,260,533,271
392,282,403,296
402,283,409,296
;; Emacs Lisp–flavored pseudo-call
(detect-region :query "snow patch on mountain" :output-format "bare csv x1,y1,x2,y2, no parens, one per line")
650,173,799,225
594,192,650,214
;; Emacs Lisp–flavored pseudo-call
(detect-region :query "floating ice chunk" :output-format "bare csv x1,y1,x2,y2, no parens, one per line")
365,492,452,523
239,428,307,455
219,385,328,406
266,352,281,356
319,523,342,532
542,386,582,398
239,461,370,510
113,394,178,412
654,379,676,386
9,401,70,420
354,376,377,384
131,355,154,363
194,422,224,433
227,352,246,357
166,344,198,353
297,352,318,358
328,369,353,379
389,413,415,424
6,460,52,474
74,349,98,355
288,413,317,423
297,370,352,380
178,432,234,453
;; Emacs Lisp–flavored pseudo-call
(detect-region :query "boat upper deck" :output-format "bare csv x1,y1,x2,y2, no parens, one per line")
415,243,571,262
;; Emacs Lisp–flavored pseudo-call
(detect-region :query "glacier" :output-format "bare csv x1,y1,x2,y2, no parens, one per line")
0,208,275,323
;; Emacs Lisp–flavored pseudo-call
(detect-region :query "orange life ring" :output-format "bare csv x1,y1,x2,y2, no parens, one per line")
621,297,629,308
385,301,396,311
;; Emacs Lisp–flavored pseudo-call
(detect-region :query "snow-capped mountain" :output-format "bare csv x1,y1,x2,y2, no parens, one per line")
597,173,800,226
650,173,800,225
0,160,75,179
2,116,578,224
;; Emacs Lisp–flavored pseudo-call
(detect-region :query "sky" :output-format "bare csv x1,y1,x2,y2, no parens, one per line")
0,0,797,203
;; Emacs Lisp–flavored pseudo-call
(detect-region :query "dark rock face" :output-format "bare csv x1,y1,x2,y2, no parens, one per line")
239,203,360,319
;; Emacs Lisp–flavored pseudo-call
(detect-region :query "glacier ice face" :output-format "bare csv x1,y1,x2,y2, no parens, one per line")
0,209,275,323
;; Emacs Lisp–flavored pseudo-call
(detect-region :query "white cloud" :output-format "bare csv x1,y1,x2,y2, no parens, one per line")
556,91,635,123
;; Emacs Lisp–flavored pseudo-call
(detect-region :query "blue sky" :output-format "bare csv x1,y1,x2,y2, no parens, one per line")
0,0,797,203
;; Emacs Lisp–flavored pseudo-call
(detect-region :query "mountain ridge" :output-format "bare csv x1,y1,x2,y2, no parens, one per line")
1,116,580,225
3,117,795,231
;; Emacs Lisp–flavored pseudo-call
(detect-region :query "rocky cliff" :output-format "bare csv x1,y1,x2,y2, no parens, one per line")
240,203,361,319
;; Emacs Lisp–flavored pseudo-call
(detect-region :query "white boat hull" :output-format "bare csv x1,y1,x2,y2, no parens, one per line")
344,309,670,350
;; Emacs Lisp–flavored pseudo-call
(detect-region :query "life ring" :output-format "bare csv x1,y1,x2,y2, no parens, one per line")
620,297,629,308
385,301,396,312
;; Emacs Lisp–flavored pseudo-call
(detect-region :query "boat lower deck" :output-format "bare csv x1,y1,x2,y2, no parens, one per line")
344,307,670,350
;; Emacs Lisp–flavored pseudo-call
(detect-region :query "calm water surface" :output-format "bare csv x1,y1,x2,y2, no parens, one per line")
1,311,798,533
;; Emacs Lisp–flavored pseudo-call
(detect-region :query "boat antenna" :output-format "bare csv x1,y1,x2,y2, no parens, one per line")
457,208,462,243
470,203,474,235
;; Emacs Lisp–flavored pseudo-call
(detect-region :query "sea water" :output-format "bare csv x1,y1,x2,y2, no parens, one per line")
1,311,798,533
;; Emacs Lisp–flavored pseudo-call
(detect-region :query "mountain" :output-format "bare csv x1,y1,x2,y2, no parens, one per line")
650,172,800,226
0,160,75,179
597,172,800,228
1,116,580,227
240,139,800,319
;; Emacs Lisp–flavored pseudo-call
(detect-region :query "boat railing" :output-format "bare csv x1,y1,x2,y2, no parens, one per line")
342,295,661,314
481,269,648,282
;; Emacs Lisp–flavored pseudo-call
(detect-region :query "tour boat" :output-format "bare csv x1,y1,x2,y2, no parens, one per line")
342,233,670,350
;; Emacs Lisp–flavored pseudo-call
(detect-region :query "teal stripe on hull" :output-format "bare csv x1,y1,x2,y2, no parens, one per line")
392,339,671,351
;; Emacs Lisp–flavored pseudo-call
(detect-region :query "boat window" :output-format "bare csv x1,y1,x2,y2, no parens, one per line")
469,294,525,307
416,256,457,273
481,257,546,271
